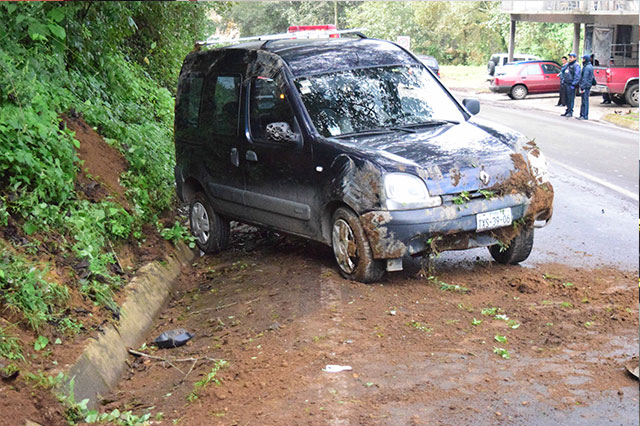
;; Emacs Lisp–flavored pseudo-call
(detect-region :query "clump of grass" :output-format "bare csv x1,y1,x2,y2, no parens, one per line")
187,360,228,402
408,321,432,333
0,326,24,361
0,248,69,331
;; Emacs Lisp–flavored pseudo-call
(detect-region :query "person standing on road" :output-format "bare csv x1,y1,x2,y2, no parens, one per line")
577,54,594,120
556,56,568,106
562,53,581,117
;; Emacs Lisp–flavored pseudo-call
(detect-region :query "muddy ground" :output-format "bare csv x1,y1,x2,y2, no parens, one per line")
106,225,638,425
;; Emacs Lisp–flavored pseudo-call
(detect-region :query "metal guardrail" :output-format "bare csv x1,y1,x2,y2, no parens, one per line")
501,0,639,13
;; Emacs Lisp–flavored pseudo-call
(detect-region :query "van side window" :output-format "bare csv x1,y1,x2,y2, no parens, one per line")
249,77,296,141
213,76,241,136
200,75,241,137
176,75,204,129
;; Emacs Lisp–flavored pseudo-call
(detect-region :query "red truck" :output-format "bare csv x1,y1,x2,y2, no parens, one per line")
592,44,638,107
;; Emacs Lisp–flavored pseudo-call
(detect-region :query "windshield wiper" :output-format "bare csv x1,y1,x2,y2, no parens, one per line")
399,119,459,128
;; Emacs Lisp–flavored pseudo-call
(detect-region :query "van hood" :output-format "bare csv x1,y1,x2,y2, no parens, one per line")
338,119,527,196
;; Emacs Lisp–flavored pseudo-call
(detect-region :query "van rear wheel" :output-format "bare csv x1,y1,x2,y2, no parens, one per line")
190,192,229,253
331,207,384,283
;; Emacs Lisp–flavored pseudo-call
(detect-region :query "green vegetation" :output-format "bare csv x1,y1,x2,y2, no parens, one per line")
429,276,470,293
0,2,222,332
408,320,432,333
452,191,471,205
481,307,498,316
187,360,228,402
493,347,511,359
0,326,24,361
0,248,69,330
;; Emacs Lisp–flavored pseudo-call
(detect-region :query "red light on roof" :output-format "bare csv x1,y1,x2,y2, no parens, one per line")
288,25,337,33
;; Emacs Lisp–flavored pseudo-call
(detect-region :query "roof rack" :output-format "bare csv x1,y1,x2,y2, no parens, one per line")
197,28,367,49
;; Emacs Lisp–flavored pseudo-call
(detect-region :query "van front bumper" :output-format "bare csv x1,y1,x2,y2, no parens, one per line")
360,192,553,259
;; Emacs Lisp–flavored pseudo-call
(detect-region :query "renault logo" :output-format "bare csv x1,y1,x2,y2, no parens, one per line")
479,170,490,185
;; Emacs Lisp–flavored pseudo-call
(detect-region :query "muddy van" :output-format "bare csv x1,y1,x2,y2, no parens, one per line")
174,34,554,283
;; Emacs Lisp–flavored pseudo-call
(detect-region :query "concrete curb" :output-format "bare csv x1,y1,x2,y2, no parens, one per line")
66,242,195,407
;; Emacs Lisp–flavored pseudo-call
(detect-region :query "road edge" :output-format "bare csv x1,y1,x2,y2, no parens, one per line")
66,242,196,408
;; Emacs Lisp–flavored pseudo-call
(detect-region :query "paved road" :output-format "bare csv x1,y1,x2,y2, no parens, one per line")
431,102,638,272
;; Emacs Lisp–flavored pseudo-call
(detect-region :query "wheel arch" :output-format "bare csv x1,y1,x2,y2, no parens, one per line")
182,177,205,204
624,77,638,92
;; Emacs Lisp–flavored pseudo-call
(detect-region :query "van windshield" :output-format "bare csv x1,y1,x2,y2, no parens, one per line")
294,65,465,138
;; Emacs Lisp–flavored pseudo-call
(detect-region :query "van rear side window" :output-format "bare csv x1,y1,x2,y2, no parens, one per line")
212,76,241,136
176,75,204,130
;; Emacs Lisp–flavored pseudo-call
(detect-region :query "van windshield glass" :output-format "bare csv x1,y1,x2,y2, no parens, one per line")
294,65,465,138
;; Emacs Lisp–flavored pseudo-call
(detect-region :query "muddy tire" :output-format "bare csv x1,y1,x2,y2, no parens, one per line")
189,192,229,253
611,94,626,106
510,84,528,100
489,226,534,265
625,83,638,107
331,207,385,283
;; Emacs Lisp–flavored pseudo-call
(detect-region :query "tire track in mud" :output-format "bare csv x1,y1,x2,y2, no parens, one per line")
318,267,351,426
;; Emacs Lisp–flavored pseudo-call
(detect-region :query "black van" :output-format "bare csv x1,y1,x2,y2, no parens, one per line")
174,35,553,283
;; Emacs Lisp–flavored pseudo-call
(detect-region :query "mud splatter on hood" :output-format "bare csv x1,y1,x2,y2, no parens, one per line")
333,118,527,196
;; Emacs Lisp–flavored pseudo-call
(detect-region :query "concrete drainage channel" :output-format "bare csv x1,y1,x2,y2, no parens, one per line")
67,242,195,408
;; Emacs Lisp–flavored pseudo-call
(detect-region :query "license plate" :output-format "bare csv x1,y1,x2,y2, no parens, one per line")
476,208,512,232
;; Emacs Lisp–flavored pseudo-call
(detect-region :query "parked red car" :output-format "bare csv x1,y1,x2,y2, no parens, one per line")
490,61,562,100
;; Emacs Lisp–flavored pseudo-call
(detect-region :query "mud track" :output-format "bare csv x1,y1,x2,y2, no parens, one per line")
107,225,638,425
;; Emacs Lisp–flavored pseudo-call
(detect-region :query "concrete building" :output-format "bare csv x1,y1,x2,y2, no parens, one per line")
501,1,638,65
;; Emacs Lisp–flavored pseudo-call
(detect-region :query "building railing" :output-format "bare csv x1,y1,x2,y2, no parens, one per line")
610,43,638,67
501,0,639,13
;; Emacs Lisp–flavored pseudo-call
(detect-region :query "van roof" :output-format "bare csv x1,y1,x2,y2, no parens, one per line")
197,38,417,77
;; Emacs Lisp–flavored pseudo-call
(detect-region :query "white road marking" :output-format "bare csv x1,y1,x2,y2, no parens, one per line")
550,159,639,201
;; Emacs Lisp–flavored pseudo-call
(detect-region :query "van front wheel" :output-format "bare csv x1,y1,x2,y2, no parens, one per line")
489,226,534,265
331,207,384,283
190,192,229,253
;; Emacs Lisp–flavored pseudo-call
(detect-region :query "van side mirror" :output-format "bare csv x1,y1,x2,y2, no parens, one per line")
265,122,301,146
462,98,480,115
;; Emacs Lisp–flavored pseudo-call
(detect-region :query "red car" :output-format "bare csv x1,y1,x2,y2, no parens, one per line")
490,61,562,100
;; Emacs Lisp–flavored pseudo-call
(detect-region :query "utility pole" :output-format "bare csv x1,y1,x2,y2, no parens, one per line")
334,1,338,28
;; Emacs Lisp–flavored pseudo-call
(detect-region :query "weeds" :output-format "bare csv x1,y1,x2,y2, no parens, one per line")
158,221,196,248
0,248,69,331
452,190,471,205
479,189,495,199
0,326,24,361
187,360,228,402
481,307,498,316
408,321,432,333
429,276,469,293
493,347,511,359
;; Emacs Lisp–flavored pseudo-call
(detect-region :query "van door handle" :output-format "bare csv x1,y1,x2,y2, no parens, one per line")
230,148,239,167
245,150,258,162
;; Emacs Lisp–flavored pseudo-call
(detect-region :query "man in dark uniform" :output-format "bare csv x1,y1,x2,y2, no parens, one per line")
561,53,581,117
577,54,594,120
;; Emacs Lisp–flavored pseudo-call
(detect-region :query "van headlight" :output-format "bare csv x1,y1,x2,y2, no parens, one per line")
527,150,549,184
383,173,442,210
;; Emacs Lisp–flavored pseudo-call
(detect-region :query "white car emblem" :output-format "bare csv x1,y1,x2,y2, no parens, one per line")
479,170,490,185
